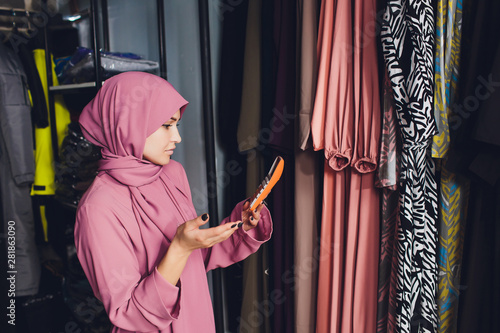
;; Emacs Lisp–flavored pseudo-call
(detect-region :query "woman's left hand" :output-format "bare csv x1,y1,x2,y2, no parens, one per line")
241,201,264,232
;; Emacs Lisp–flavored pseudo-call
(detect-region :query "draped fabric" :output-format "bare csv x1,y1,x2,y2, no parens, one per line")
380,1,439,333
236,1,273,332
216,2,250,331
375,71,401,333
313,1,381,332
452,2,500,330
432,0,463,158
294,0,321,332
266,0,296,331
430,2,470,332
436,165,469,333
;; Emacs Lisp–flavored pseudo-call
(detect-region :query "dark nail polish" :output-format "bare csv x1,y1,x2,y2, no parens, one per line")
238,222,243,228
250,216,254,221
231,223,238,228
202,213,209,221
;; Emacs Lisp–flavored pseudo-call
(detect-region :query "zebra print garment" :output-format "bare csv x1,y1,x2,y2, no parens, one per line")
380,1,439,333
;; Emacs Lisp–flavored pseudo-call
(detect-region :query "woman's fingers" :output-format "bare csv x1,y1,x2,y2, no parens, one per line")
249,202,264,224
242,200,250,211
205,222,241,245
200,221,240,247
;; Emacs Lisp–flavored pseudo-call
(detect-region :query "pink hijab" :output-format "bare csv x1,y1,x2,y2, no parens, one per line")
79,72,191,244
79,72,188,186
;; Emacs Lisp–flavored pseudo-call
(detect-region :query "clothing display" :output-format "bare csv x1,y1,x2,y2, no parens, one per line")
1,1,498,332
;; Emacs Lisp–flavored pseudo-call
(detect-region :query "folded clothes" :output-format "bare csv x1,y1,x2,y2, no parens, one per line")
55,46,159,84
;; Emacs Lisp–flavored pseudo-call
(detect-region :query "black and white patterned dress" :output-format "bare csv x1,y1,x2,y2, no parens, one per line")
380,1,439,332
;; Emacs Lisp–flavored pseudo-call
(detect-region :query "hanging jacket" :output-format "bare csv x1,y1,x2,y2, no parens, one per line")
0,39,40,297
31,48,71,195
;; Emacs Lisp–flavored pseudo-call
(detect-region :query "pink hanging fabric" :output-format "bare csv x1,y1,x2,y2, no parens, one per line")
312,0,381,332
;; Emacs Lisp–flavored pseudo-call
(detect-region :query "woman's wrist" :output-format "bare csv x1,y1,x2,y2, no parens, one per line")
169,238,193,259
157,239,192,286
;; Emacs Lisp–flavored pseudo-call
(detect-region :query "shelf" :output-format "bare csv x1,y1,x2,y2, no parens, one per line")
0,8,40,16
49,82,101,94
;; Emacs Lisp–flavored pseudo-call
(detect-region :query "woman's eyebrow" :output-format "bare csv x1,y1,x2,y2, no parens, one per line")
165,117,178,124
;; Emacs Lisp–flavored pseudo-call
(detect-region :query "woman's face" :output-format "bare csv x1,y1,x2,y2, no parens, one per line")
142,110,182,165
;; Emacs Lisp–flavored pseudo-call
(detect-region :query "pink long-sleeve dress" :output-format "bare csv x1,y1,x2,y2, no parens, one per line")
75,160,273,333
312,0,381,332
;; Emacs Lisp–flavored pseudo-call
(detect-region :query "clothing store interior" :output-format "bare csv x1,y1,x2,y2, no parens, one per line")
1,0,499,332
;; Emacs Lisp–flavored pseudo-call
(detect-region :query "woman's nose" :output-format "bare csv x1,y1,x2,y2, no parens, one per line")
173,126,182,143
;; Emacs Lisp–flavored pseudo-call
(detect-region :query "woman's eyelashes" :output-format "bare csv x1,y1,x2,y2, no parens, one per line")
162,123,180,129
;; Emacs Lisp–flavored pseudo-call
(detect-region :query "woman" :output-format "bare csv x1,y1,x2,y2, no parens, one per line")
75,72,273,332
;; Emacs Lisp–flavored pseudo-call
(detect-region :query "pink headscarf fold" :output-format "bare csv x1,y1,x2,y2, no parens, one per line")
79,72,194,253
79,72,188,187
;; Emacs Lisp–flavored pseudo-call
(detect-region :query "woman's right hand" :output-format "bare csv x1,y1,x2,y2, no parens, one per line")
158,214,241,286
172,213,241,255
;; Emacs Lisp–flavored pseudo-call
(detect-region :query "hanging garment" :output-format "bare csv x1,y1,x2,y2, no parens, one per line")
457,180,500,333
454,5,500,328
293,149,321,333
430,3,470,333
375,71,401,333
296,0,319,152
312,0,381,332
381,1,439,332
235,1,273,332
314,0,349,330
294,0,321,332
432,0,463,158
0,40,40,297
216,2,250,330
436,164,469,333
31,49,71,196
16,42,48,128
264,0,297,331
